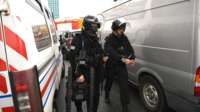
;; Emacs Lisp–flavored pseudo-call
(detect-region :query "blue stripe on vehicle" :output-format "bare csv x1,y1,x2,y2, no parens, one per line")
0,94,12,99
39,54,62,84
42,54,62,107
39,59,56,84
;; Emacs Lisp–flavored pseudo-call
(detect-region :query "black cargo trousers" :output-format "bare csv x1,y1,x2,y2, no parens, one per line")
115,63,130,106
104,62,114,98
104,60,130,105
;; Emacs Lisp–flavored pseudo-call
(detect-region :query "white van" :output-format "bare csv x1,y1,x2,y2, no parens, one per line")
100,0,200,112
0,0,64,112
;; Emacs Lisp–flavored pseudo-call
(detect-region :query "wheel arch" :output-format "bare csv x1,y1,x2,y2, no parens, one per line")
137,67,164,86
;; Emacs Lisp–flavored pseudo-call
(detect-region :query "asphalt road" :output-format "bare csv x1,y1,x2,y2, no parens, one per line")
56,61,175,112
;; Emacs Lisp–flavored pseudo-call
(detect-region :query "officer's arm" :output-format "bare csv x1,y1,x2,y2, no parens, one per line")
97,43,104,62
125,36,135,60
104,38,123,62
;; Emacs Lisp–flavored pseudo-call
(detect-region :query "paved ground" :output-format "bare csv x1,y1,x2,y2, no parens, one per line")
56,61,175,112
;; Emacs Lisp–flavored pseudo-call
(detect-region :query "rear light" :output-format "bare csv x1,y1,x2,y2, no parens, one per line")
2,106,15,112
194,87,200,96
16,84,31,112
195,67,200,96
0,75,8,93
195,67,200,83
10,66,43,112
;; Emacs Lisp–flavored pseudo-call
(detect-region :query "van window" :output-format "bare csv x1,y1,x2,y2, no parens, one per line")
25,0,52,51
50,23,58,44
32,25,51,51
49,14,58,43
45,9,58,44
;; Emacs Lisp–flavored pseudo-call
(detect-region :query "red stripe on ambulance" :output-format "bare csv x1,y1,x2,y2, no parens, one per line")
0,59,7,71
0,75,8,94
0,26,28,60
0,59,17,71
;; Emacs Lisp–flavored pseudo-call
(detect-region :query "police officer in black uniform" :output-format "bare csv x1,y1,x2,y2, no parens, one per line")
69,15,104,112
104,18,135,112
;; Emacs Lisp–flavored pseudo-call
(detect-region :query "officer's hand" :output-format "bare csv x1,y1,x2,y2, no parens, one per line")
129,59,135,65
103,56,109,62
122,58,134,65
76,75,85,83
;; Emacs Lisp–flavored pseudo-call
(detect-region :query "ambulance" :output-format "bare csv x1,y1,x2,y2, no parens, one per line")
0,0,64,112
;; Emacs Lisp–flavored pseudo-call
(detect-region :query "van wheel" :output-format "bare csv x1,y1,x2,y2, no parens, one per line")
140,75,167,112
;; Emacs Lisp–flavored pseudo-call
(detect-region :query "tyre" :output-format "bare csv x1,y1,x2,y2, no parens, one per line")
139,75,167,112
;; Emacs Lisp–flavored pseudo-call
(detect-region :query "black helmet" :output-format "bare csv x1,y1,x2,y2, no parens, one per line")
111,18,126,31
82,15,101,32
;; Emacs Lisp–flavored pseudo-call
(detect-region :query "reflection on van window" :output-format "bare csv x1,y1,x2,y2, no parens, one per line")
32,25,51,51
50,24,58,43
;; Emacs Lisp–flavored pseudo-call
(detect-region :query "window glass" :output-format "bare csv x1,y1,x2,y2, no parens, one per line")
25,0,52,51
45,9,57,43
51,23,58,44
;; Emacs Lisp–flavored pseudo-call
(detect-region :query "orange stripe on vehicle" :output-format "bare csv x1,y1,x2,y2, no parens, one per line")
0,26,28,60
0,59,17,71
41,67,57,97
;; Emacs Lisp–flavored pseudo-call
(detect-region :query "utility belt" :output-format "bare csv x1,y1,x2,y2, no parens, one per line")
72,61,93,102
